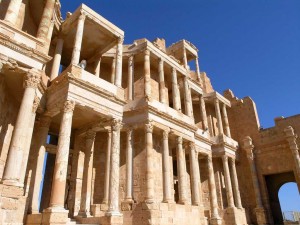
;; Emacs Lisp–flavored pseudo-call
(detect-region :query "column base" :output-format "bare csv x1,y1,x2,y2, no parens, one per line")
76,210,92,218
254,207,268,225
121,201,134,211
1,179,24,187
210,217,222,225
42,207,69,225
102,212,123,225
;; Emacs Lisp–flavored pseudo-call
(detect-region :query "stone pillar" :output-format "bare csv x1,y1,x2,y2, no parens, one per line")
171,68,181,111
183,77,193,117
222,155,235,208
50,38,64,81
183,48,188,69
79,130,96,217
195,57,201,81
48,100,75,209
71,12,86,65
222,104,231,138
2,72,41,187
36,0,56,40
176,136,188,204
111,57,116,84
162,130,173,203
107,119,122,215
102,130,112,204
127,55,134,100
207,156,221,223
144,49,151,98
125,128,133,202
158,58,166,104
229,158,242,209
29,116,51,214
145,122,154,203
214,98,223,135
189,143,200,206
4,0,22,25
199,94,208,130
114,37,123,87
284,126,300,192
94,57,101,78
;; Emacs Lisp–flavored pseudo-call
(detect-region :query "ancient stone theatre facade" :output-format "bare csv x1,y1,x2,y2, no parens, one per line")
0,1,299,225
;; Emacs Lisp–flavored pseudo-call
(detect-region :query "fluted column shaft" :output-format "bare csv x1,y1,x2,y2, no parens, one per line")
222,155,235,208
195,57,201,81
127,56,134,100
230,158,242,208
183,77,193,117
107,120,122,215
162,130,172,203
177,136,188,204
214,99,223,135
145,122,154,203
71,13,86,65
79,130,96,217
102,130,112,204
144,50,151,98
172,68,181,111
200,95,208,130
50,38,64,81
94,57,101,78
115,38,123,87
111,57,116,84
49,100,75,209
2,72,41,186
37,0,56,40
189,143,200,205
4,0,22,25
158,58,166,104
30,116,51,214
183,48,188,69
222,104,231,137
125,129,133,202
207,156,220,219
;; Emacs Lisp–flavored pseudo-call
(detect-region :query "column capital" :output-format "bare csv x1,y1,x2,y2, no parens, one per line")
159,57,164,64
144,49,150,56
162,129,169,140
222,155,229,162
172,67,176,74
111,119,122,131
189,142,196,151
177,136,183,145
126,127,133,136
229,157,236,164
145,122,153,133
117,36,124,44
24,71,41,88
32,96,40,113
79,10,87,21
63,100,75,113
128,54,134,61
85,129,97,141
207,155,213,163
214,98,220,105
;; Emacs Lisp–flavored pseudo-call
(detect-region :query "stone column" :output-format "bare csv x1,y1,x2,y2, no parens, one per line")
158,58,166,104
2,72,41,187
125,128,133,202
107,119,122,215
242,137,263,208
171,68,181,111
222,155,235,208
94,57,101,78
29,116,51,214
127,55,134,100
79,130,96,217
102,130,112,204
183,77,193,117
36,0,56,40
222,104,231,138
162,130,173,203
189,143,200,206
176,136,188,204
214,98,223,135
50,38,64,81
229,158,242,209
71,12,86,65
111,57,116,84
183,48,188,69
4,0,23,25
207,156,220,221
144,49,151,98
145,122,155,203
48,100,75,209
199,94,208,130
284,126,300,191
115,37,124,87
195,57,201,81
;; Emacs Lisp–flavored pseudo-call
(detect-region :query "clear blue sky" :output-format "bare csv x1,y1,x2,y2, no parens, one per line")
60,0,300,211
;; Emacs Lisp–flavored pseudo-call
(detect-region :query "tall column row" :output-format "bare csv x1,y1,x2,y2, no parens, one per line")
214,98,231,137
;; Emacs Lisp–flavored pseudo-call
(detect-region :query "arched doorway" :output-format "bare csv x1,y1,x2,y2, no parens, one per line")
279,182,300,223
265,172,298,225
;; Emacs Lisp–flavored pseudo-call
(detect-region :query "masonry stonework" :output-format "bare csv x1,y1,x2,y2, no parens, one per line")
0,1,298,225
